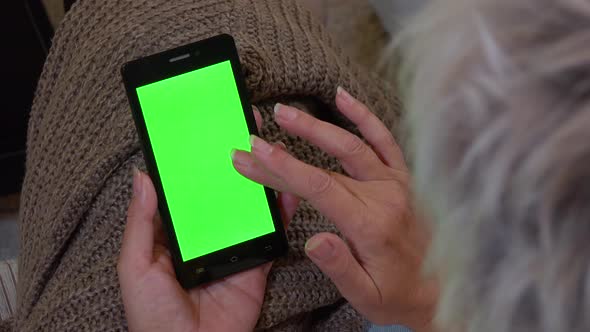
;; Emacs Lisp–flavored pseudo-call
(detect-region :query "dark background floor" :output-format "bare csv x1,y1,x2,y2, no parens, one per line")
0,0,52,260
0,195,19,260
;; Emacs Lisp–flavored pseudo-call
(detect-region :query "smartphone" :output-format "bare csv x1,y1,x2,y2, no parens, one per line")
121,34,288,288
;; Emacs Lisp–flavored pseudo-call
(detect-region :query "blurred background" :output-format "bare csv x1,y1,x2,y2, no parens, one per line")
0,0,59,261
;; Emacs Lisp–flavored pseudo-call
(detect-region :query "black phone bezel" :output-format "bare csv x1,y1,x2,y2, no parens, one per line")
121,34,288,289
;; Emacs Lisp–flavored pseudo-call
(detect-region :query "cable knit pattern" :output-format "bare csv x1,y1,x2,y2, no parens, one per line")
11,0,400,331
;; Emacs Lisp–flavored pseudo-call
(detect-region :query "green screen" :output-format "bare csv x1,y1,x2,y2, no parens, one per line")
136,60,275,262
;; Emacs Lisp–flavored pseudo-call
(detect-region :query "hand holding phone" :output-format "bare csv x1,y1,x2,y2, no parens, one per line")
119,34,299,331
118,164,299,332
122,34,289,288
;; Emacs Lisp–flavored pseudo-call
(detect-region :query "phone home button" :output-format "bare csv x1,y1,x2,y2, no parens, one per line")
264,245,273,252
230,256,239,263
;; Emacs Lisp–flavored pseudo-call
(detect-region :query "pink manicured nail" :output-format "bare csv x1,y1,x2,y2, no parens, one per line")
305,238,334,262
250,135,274,155
275,141,287,150
132,167,146,203
230,149,252,168
132,167,142,196
274,103,298,121
337,86,355,105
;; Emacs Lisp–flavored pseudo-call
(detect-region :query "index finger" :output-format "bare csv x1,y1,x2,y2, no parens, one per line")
247,135,369,239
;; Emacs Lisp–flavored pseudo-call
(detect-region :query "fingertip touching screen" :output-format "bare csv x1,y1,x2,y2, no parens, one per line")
136,60,275,262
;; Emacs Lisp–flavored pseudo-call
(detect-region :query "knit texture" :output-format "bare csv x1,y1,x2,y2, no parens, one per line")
11,0,401,331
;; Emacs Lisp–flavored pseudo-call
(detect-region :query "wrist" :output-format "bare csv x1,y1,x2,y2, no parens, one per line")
403,280,439,332
407,317,437,332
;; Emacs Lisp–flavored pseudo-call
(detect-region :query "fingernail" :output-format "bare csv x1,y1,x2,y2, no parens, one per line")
276,141,287,150
274,103,297,121
305,238,334,262
132,167,143,199
250,135,274,155
230,148,252,168
337,86,354,105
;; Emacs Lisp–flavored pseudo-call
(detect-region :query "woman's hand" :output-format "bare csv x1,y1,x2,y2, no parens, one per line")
118,110,299,332
231,88,438,331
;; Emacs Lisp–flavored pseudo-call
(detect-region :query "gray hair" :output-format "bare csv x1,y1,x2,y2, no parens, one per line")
396,0,590,331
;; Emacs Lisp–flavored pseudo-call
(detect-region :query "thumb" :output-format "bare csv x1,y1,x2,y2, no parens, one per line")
118,168,158,279
305,233,379,311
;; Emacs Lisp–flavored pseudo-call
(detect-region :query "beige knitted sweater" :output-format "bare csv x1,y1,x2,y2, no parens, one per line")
4,0,400,331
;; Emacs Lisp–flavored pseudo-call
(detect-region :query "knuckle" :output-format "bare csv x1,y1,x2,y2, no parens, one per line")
269,146,291,169
383,197,414,231
306,115,321,135
389,177,412,201
126,208,140,224
308,171,334,196
266,149,297,190
355,103,372,124
350,206,396,252
331,246,353,280
381,132,396,147
343,134,366,155
371,226,396,250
